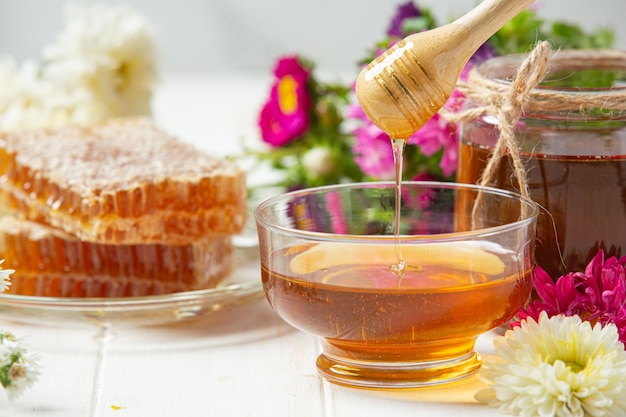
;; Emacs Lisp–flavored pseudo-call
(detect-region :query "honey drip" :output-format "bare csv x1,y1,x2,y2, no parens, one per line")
390,138,406,276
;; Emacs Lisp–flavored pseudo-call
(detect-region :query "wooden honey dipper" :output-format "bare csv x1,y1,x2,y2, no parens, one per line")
355,0,534,140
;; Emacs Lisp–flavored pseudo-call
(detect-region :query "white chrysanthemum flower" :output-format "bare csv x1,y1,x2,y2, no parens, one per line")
43,2,158,117
0,60,63,131
0,3,158,132
476,312,626,417
0,260,13,293
0,331,41,401
0,58,106,132
0,59,47,131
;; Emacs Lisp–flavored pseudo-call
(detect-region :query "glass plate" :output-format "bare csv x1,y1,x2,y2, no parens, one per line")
0,244,264,328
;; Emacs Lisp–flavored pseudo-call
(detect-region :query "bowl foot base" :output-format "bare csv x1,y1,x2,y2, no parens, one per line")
316,351,482,389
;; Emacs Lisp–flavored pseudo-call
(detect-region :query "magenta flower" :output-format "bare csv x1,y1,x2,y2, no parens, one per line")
352,123,396,180
407,113,458,177
258,56,312,147
325,191,348,234
407,172,437,211
347,102,395,179
515,250,626,344
348,96,458,179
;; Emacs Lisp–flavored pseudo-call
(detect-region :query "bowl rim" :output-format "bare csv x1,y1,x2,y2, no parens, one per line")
254,181,539,243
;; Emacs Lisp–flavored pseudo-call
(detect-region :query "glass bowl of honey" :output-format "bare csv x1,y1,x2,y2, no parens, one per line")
255,181,538,389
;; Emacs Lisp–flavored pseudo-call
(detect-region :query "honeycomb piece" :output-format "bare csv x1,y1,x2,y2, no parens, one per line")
0,118,247,244
0,216,233,297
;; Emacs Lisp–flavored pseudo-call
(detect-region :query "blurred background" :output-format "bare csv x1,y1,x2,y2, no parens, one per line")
1,0,625,158
1,0,625,76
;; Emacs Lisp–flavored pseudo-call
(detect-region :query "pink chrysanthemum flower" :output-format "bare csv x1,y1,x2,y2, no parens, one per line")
347,103,395,179
407,113,458,177
515,250,626,344
258,56,312,147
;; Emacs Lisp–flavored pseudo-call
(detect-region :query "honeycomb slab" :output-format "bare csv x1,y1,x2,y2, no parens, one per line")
0,118,247,244
0,216,233,297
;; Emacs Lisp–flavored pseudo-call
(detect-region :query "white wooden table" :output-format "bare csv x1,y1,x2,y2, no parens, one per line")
0,73,503,417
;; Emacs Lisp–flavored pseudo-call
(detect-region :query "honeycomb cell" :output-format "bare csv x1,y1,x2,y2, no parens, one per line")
0,118,248,244
0,216,233,297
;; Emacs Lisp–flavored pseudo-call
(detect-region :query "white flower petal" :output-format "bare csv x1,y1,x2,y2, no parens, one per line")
0,260,13,293
477,312,626,417
0,332,41,401
43,2,158,117
1,2,158,132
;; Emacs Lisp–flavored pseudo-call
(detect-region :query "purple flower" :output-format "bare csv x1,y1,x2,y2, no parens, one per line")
387,2,422,37
464,42,497,79
258,56,312,147
515,250,626,344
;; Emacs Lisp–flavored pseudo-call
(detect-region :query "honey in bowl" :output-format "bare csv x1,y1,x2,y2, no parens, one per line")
256,182,538,388
263,242,530,364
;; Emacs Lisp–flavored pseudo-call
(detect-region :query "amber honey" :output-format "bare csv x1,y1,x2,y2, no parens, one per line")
262,242,531,384
458,140,626,278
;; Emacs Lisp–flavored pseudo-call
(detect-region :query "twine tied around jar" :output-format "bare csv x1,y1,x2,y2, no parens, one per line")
442,43,626,225
441,41,552,224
